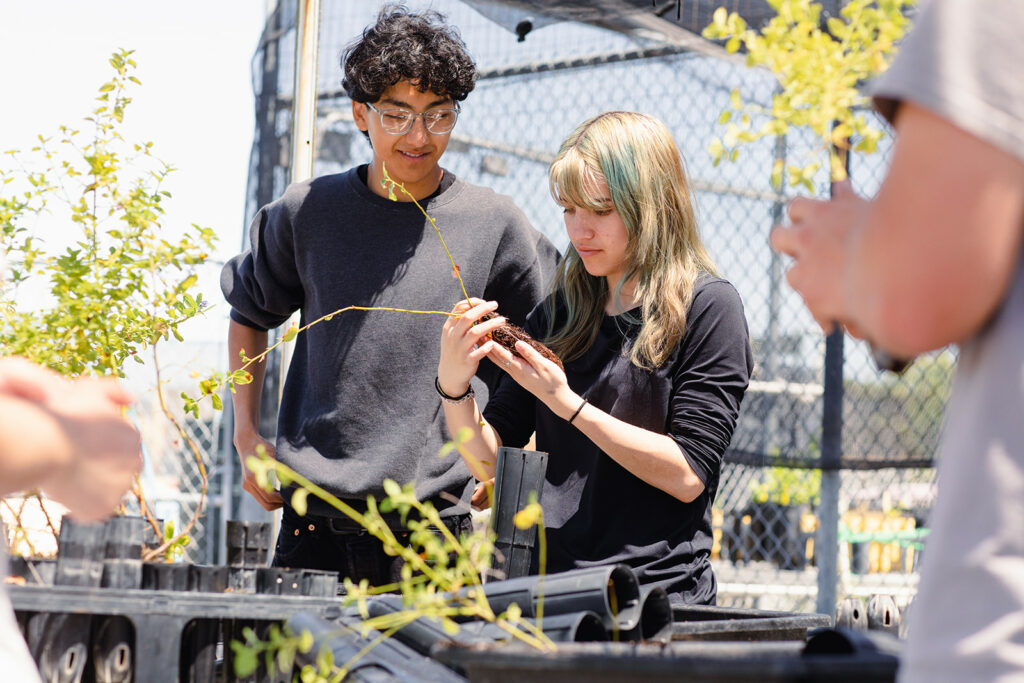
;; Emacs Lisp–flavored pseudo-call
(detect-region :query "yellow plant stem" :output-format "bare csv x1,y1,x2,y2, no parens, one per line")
232,305,458,383
381,164,471,303
536,517,547,629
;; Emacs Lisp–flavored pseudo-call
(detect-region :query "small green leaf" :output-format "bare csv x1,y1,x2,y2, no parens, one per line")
230,645,258,676
298,629,315,653
292,488,309,516
514,502,543,530
382,479,402,498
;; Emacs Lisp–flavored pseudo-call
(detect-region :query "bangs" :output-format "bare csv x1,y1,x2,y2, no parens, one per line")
548,150,610,211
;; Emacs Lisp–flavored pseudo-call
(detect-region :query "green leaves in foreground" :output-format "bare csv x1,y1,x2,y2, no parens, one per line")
702,0,914,189
0,48,216,378
230,450,556,681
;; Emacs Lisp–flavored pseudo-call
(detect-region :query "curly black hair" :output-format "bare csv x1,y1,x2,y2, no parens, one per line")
342,4,477,104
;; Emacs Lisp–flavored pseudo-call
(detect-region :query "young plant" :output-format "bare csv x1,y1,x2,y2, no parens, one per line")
0,49,215,559
702,0,915,189
230,443,554,681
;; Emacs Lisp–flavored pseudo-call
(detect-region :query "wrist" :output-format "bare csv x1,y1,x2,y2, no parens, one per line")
436,369,471,400
233,428,263,452
546,388,582,421
435,376,474,405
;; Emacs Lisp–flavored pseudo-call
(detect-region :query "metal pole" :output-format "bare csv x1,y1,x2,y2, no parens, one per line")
231,1,283,525
289,0,321,185
816,143,850,618
817,331,842,617
765,130,787,455
279,0,321,391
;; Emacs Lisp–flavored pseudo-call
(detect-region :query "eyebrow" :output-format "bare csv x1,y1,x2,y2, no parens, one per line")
379,96,453,110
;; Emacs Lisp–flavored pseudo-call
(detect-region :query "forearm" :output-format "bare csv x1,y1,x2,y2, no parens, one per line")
0,395,71,496
441,398,502,481
568,400,705,503
228,319,268,445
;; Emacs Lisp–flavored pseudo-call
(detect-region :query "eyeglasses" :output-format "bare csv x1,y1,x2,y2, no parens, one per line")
364,102,459,135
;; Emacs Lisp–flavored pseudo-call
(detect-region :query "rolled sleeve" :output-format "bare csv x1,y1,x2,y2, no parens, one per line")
221,200,305,331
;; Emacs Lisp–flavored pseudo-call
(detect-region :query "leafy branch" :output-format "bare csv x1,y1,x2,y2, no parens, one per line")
230,446,555,680
0,49,215,558
703,0,915,189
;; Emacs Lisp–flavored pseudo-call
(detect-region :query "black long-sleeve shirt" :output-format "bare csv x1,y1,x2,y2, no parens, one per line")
484,276,753,603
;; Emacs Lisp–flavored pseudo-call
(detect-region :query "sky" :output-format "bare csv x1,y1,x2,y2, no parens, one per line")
0,0,267,346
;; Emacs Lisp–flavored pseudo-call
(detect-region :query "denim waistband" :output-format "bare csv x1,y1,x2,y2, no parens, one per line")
283,502,469,536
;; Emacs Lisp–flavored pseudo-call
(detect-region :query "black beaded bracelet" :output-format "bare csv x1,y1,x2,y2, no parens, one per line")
435,376,474,405
567,397,588,425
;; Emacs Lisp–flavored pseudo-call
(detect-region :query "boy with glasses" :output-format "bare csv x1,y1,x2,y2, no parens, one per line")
221,5,557,585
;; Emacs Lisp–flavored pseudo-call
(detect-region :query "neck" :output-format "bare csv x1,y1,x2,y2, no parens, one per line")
605,277,639,315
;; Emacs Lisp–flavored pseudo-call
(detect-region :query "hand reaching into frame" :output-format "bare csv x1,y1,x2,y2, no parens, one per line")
769,180,869,339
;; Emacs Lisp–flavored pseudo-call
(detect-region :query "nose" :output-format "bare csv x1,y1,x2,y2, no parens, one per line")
404,115,431,145
564,210,592,241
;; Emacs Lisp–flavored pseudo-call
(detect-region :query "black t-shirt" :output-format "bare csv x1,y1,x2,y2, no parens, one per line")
483,275,753,604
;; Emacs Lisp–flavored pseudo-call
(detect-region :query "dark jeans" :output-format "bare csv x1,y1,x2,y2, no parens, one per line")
271,505,472,588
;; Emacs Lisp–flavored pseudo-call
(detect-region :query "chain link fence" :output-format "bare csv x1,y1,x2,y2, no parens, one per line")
240,0,948,614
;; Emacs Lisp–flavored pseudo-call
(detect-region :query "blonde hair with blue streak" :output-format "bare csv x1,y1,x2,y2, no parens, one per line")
545,111,718,369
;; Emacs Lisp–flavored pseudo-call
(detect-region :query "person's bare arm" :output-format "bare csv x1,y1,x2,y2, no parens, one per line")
560,394,706,503
437,299,505,481
229,318,283,510
491,341,706,504
848,103,1024,356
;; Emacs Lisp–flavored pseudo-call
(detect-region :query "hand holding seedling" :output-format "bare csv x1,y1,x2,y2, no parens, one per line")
437,298,506,397
488,338,579,421
237,434,283,511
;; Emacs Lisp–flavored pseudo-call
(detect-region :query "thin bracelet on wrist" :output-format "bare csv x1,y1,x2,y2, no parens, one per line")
435,376,475,405
567,397,588,425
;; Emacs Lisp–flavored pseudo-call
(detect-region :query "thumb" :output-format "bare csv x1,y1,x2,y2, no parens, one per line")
94,379,137,407
831,178,855,199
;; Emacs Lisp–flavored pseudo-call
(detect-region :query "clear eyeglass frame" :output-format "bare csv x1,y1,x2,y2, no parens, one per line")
364,101,459,135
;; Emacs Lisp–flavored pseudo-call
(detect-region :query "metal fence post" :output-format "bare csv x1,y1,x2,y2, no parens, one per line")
817,329,843,617
817,144,850,617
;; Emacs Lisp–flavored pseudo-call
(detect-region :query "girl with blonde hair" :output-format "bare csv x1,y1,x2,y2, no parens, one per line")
437,111,752,604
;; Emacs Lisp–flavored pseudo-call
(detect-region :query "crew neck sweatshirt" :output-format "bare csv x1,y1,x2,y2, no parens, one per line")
222,166,559,517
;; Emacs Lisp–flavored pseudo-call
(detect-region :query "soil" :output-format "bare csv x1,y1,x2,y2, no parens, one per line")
480,313,564,370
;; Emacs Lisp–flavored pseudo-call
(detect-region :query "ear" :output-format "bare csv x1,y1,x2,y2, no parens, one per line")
352,100,369,132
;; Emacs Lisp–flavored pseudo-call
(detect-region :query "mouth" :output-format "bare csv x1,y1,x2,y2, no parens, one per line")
398,150,431,161
574,246,599,258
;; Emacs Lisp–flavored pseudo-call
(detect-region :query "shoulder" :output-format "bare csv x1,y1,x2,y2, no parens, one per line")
690,275,746,315
448,179,558,257
269,170,358,214
443,179,529,223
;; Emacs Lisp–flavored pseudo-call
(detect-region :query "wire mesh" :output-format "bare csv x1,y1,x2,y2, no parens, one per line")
240,0,949,613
